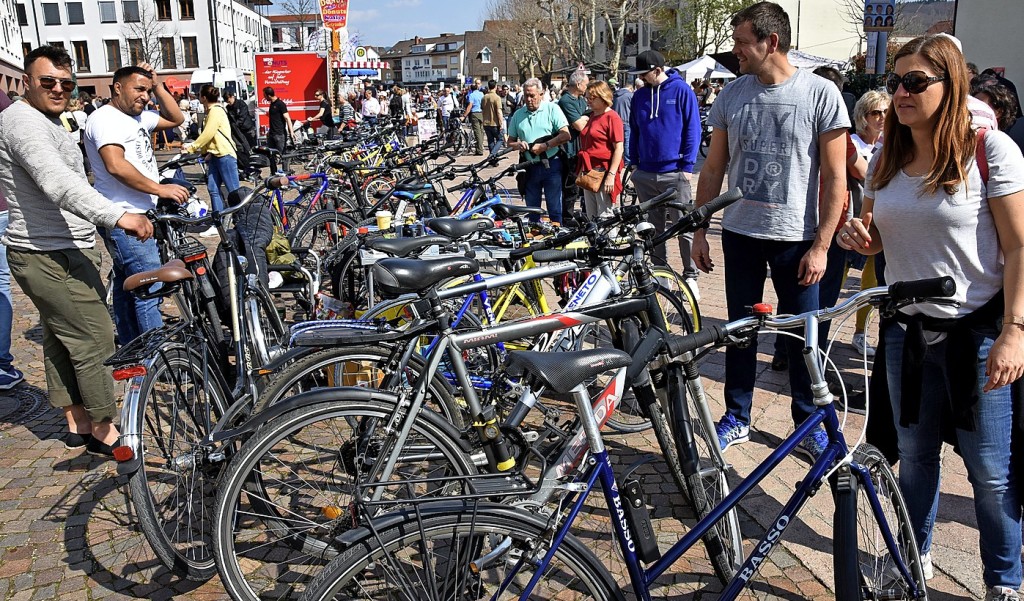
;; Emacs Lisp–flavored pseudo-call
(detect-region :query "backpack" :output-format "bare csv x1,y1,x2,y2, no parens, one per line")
212,104,253,175
976,127,990,185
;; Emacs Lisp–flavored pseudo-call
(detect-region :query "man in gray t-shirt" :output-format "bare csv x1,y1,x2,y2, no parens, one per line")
691,2,850,460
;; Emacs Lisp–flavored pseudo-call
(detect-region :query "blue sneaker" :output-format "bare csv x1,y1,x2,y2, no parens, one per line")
716,414,749,451
0,368,24,391
795,428,829,462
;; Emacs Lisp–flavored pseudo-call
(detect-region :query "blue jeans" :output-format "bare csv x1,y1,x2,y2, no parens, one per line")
485,125,503,155
99,226,164,345
817,240,849,344
721,230,819,425
524,156,562,224
884,321,1022,588
0,211,14,371
207,154,240,212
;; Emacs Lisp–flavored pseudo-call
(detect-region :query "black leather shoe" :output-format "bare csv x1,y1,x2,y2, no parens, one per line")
86,437,116,459
771,354,789,371
64,432,92,450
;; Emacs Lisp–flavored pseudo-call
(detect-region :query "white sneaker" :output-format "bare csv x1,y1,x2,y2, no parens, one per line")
852,332,876,358
684,278,700,302
986,586,1020,601
921,551,933,580
199,226,219,238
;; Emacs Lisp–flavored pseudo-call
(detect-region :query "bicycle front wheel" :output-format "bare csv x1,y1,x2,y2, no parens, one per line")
833,444,928,601
302,502,624,601
128,343,230,581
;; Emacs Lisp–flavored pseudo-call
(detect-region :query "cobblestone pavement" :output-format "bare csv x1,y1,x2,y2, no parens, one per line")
0,147,997,599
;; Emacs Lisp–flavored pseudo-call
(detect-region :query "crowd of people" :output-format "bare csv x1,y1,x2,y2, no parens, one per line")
0,1,1022,598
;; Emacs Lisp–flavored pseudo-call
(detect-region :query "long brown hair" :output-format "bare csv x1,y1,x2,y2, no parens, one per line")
870,35,974,195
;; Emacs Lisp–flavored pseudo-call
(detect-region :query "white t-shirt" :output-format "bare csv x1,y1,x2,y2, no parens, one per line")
867,129,1024,318
84,105,162,213
438,95,454,117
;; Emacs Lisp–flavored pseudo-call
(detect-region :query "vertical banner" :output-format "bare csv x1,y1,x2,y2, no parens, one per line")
254,52,330,135
864,0,895,75
319,0,350,31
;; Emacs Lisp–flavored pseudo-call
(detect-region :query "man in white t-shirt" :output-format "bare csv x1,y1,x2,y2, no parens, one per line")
84,63,187,345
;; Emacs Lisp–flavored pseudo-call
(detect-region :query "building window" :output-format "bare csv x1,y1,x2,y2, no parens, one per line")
123,0,140,22
450,68,458,77
66,2,84,24
22,42,32,57
179,0,194,19
127,38,144,64
450,56,458,64
48,41,65,49
182,36,198,68
480,47,491,64
156,0,172,20
98,1,116,22
41,3,60,25
105,39,122,71
73,40,90,72
15,3,29,26
160,37,176,69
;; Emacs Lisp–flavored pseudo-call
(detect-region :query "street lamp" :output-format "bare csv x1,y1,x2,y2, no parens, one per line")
496,40,510,83
242,40,257,53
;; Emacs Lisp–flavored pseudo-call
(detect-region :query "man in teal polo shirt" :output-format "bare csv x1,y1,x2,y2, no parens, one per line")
507,78,571,223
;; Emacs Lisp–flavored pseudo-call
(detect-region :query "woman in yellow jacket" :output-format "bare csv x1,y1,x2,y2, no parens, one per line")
185,84,238,213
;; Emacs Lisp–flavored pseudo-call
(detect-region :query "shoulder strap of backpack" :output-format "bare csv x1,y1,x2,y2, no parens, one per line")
976,127,989,185
212,106,237,152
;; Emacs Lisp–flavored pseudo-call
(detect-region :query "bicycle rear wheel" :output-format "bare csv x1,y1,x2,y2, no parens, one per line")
128,343,230,581
833,444,928,601
302,502,624,601
289,209,358,260
212,398,475,601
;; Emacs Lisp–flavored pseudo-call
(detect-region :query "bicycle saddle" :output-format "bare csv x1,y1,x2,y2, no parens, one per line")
372,256,479,298
505,349,633,395
490,203,544,220
328,159,363,171
394,180,432,192
366,235,449,257
425,217,494,240
123,259,194,292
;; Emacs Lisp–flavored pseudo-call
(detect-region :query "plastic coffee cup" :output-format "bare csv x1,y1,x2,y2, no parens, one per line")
375,210,393,230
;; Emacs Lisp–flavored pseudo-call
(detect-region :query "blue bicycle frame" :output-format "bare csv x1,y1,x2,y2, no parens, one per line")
273,173,330,231
508,356,923,601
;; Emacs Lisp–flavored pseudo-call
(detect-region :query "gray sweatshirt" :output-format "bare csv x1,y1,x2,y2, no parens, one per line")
0,100,125,251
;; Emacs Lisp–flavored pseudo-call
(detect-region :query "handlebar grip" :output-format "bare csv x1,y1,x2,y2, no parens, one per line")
666,325,726,357
533,248,588,263
636,187,678,214
291,173,312,181
265,176,290,190
887,277,956,302
511,160,533,172
691,187,743,224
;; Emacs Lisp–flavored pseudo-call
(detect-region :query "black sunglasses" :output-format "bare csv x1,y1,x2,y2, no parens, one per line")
35,75,77,93
885,71,947,95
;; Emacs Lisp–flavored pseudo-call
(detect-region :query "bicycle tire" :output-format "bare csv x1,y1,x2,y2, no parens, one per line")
128,343,231,581
244,282,286,366
833,444,928,601
288,209,358,260
651,265,701,332
212,398,476,601
253,344,463,427
670,361,744,583
302,502,624,601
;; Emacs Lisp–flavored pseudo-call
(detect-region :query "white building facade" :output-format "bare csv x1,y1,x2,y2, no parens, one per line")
17,0,269,95
955,0,1022,85
1,0,24,93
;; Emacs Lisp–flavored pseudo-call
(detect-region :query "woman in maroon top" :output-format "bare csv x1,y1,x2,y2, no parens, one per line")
578,80,625,216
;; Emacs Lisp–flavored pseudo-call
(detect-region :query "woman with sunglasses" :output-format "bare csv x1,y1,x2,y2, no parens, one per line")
838,35,1024,601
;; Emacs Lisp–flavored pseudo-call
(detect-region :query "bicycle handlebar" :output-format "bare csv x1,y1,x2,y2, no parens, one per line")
149,176,287,226
665,276,957,357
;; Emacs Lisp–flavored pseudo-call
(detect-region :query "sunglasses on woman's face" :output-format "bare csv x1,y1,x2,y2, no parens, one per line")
868,109,886,117
34,75,77,93
885,71,947,95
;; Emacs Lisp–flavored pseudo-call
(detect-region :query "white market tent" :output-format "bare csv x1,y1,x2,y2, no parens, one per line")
674,55,736,81
788,49,849,71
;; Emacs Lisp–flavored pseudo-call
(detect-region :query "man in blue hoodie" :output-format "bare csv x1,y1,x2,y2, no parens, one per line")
627,50,703,299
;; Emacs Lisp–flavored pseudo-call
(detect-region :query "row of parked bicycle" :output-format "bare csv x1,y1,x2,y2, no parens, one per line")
102,120,952,600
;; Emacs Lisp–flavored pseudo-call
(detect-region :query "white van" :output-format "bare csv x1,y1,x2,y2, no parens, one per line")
189,68,251,101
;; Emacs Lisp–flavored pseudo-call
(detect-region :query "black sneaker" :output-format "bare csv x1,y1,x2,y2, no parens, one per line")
86,437,116,459
64,432,92,450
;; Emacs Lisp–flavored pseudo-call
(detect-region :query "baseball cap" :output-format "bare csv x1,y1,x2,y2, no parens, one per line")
628,50,666,75
607,77,618,87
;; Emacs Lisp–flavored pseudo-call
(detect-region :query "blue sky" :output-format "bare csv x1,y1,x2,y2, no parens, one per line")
274,0,486,48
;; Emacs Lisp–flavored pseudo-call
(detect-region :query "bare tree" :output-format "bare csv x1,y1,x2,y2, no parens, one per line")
279,0,320,50
654,0,755,61
600,0,659,76
121,1,179,68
